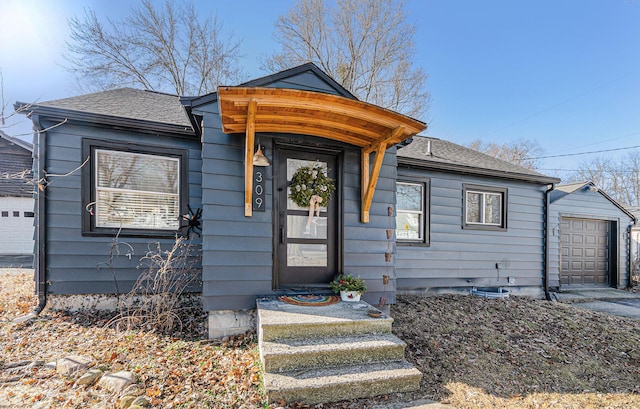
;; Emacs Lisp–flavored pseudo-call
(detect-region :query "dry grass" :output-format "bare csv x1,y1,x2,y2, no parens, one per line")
0,268,34,320
2,270,640,408
393,294,640,408
0,270,264,409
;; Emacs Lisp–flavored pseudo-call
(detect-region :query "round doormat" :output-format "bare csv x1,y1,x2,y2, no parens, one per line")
278,294,340,307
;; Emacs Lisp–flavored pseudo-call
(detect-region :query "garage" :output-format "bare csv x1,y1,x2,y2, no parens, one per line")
560,217,610,286
549,182,636,290
0,131,35,259
0,196,35,255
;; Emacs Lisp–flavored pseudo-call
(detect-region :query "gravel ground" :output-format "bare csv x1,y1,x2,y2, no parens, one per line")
2,269,640,408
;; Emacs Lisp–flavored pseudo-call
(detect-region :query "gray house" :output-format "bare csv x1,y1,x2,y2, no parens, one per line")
395,136,559,298
19,63,570,339
0,130,34,264
548,182,636,290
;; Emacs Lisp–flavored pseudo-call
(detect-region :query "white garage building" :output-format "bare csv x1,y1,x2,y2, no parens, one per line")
0,131,34,261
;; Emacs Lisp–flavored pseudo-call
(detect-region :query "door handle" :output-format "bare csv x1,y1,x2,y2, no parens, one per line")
279,227,285,244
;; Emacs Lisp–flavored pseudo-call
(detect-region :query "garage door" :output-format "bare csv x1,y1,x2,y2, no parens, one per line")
0,197,35,255
560,217,610,287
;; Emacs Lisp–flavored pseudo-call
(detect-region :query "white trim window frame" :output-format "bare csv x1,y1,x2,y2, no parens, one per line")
94,149,181,231
463,185,507,230
396,180,428,244
82,138,189,237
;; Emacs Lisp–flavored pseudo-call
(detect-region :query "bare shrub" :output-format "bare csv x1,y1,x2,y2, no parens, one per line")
107,236,201,334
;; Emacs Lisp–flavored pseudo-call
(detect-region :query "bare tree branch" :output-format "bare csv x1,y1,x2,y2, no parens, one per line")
263,0,429,119
467,139,545,171
64,0,243,95
566,151,640,207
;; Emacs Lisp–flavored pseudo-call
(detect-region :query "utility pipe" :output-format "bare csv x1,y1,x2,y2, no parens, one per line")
544,183,555,301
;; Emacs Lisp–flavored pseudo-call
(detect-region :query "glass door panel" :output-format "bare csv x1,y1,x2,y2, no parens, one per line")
276,149,337,289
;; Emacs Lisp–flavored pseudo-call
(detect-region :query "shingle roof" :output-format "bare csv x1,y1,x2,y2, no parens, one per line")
549,181,592,202
397,135,559,184
33,88,191,127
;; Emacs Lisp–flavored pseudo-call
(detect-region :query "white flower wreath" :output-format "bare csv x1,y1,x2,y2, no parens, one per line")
289,164,336,208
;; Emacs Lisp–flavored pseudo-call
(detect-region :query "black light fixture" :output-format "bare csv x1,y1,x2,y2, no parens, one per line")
253,144,270,167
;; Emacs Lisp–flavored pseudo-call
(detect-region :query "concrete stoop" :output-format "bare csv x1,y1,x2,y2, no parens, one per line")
257,298,422,405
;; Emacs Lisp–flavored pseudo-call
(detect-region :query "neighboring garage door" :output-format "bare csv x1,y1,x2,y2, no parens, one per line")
560,217,610,287
0,197,35,255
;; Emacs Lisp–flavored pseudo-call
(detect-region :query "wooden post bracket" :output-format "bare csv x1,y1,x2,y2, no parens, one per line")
361,126,404,223
244,99,257,217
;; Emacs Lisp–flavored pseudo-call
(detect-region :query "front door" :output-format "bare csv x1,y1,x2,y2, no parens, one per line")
275,148,338,289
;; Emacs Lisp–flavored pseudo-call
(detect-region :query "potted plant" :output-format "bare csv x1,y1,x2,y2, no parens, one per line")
329,274,367,302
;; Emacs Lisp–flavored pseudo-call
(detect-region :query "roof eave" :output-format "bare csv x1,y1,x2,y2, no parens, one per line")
0,130,33,151
593,186,637,221
397,156,560,185
16,103,196,138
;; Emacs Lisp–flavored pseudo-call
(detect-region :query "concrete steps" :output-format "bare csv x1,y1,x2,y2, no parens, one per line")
257,298,422,405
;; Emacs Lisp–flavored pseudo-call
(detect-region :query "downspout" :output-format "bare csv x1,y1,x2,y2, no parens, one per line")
544,183,555,301
629,222,635,289
33,116,47,314
15,116,47,321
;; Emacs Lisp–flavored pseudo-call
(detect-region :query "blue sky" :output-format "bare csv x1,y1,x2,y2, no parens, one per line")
1,0,638,179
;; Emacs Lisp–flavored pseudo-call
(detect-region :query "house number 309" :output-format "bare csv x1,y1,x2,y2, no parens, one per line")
253,168,266,212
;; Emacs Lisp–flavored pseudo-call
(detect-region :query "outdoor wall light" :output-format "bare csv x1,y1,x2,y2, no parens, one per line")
253,144,271,167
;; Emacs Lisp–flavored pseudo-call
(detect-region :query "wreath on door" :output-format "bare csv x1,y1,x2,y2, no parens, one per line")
289,164,336,208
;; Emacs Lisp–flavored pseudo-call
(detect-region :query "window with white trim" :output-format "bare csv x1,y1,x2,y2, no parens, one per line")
463,185,507,230
83,139,187,236
396,179,429,245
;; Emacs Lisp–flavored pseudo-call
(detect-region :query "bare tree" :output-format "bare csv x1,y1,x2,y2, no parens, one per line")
566,151,640,207
0,69,23,130
264,0,429,119
65,0,243,95
467,139,545,171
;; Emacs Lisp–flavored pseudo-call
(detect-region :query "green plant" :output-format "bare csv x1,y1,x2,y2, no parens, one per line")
329,274,367,293
288,163,335,208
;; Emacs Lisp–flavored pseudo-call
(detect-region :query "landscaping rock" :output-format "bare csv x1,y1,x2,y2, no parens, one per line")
131,396,151,407
75,368,103,386
43,361,57,370
118,395,137,408
56,355,95,377
121,383,143,396
98,370,136,393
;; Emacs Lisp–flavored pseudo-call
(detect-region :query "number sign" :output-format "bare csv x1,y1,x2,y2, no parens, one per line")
253,168,266,212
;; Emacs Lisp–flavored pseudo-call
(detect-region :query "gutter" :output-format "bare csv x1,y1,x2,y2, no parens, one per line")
14,102,195,139
544,183,555,301
14,115,47,322
397,156,560,185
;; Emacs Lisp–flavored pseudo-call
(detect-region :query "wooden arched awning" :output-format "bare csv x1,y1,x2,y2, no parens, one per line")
217,86,427,222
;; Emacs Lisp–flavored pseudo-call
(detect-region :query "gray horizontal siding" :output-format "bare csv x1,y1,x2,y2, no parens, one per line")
259,71,344,95
0,137,33,197
42,120,202,295
396,167,547,296
197,95,400,310
198,99,275,310
548,188,634,289
343,147,397,305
